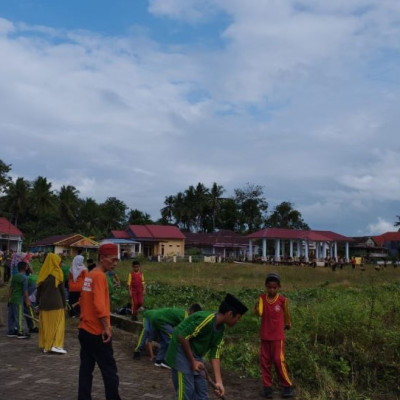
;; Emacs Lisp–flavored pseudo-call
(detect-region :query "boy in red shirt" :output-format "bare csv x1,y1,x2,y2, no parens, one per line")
127,260,145,321
255,273,294,398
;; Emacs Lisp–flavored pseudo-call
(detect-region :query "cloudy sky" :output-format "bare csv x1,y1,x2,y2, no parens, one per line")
1,0,399,236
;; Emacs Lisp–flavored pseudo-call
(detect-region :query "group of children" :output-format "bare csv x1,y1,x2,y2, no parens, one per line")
131,268,295,399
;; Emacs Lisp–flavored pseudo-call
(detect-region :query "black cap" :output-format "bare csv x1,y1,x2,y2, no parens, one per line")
266,273,281,284
224,293,248,315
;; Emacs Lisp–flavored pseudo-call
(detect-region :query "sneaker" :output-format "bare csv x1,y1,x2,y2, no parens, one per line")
7,333,18,338
263,387,273,399
133,351,141,360
282,386,294,398
154,360,171,369
17,333,30,339
51,346,67,354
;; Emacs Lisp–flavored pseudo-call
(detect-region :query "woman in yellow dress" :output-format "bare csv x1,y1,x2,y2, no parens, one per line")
36,252,67,354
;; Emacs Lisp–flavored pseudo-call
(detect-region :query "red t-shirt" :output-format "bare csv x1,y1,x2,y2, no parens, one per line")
78,269,110,335
256,293,291,341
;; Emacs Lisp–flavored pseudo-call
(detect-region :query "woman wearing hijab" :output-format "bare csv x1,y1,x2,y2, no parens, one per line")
68,251,88,317
36,253,67,354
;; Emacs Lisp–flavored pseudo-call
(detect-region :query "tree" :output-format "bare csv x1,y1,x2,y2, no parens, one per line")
266,201,310,230
208,182,225,231
59,185,80,231
161,195,175,224
3,177,31,226
0,159,11,194
218,198,239,231
128,209,153,225
234,183,268,233
99,197,127,234
76,197,102,237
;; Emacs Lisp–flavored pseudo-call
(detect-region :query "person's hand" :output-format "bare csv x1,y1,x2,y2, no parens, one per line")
191,359,204,372
102,326,112,343
214,382,225,398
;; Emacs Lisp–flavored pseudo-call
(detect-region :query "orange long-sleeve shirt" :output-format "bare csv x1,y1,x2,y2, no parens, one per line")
78,269,110,335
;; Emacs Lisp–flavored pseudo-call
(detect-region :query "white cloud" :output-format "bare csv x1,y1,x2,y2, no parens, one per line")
1,1,400,236
366,217,395,235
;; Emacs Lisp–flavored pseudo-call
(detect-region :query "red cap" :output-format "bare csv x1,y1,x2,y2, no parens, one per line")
98,243,118,257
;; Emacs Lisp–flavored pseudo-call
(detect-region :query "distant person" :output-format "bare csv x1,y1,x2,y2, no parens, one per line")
25,267,39,333
150,304,202,368
7,261,30,339
351,256,356,270
78,243,122,400
165,293,248,400
254,273,294,398
127,260,145,321
68,251,88,317
36,253,67,354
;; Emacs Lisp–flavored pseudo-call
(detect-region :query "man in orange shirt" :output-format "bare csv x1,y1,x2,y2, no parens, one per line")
78,243,122,400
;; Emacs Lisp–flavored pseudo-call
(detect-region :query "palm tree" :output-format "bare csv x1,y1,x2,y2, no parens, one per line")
59,185,80,230
31,176,56,218
208,182,225,231
161,195,175,224
3,177,31,226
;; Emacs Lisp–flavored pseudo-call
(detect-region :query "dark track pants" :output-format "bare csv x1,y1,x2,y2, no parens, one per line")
78,328,122,400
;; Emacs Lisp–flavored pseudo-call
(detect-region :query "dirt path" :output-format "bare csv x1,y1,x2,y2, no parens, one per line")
0,304,263,400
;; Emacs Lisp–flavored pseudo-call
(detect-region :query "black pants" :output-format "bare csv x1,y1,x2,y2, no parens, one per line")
69,291,81,317
78,329,122,400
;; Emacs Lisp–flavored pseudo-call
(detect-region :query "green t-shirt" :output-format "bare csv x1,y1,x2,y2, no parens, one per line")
165,311,225,367
10,273,28,305
61,264,70,282
149,308,187,332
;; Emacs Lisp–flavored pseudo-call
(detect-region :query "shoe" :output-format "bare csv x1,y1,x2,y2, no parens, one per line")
51,346,67,354
29,327,39,333
7,332,18,338
263,387,273,398
282,386,294,398
154,360,171,369
133,351,141,360
17,333,31,339
43,349,49,353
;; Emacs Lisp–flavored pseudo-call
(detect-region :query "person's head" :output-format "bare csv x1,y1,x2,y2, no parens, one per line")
218,293,248,327
188,303,202,315
17,261,28,274
98,244,119,272
131,260,140,272
265,273,281,298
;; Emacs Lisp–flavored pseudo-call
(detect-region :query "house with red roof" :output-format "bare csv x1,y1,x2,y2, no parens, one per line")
371,232,400,258
0,217,23,252
184,230,248,260
248,228,354,262
29,233,99,256
110,225,185,258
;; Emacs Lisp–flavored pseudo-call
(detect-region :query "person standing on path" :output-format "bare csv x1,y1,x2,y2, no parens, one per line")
36,253,67,353
78,243,122,400
127,260,145,321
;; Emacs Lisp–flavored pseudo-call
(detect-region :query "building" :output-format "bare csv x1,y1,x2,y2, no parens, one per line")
0,217,23,252
371,232,400,258
110,225,185,258
29,234,99,256
184,230,248,260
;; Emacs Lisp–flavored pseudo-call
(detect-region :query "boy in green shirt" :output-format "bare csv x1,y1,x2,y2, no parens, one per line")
151,304,202,368
7,261,30,339
165,293,248,400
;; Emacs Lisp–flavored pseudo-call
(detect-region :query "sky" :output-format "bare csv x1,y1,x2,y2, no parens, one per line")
1,0,400,236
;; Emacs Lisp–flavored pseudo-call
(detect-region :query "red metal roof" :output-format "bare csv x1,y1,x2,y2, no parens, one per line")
128,225,185,240
111,230,130,239
372,232,400,247
248,228,353,242
0,217,22,236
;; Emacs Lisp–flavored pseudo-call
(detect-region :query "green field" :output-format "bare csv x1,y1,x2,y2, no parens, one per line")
2,260,400,399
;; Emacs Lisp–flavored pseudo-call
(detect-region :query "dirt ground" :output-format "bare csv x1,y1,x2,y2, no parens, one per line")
0,303,267,400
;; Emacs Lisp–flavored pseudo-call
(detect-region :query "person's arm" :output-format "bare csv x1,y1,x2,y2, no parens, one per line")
254,295,262,316
141,272,146,295
22,276,30,307
283,298,291,330
177,334,204,372
211,358,225,398
100,316,112,343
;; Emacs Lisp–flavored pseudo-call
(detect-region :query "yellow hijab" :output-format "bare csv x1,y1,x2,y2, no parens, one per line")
37,253,64,287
